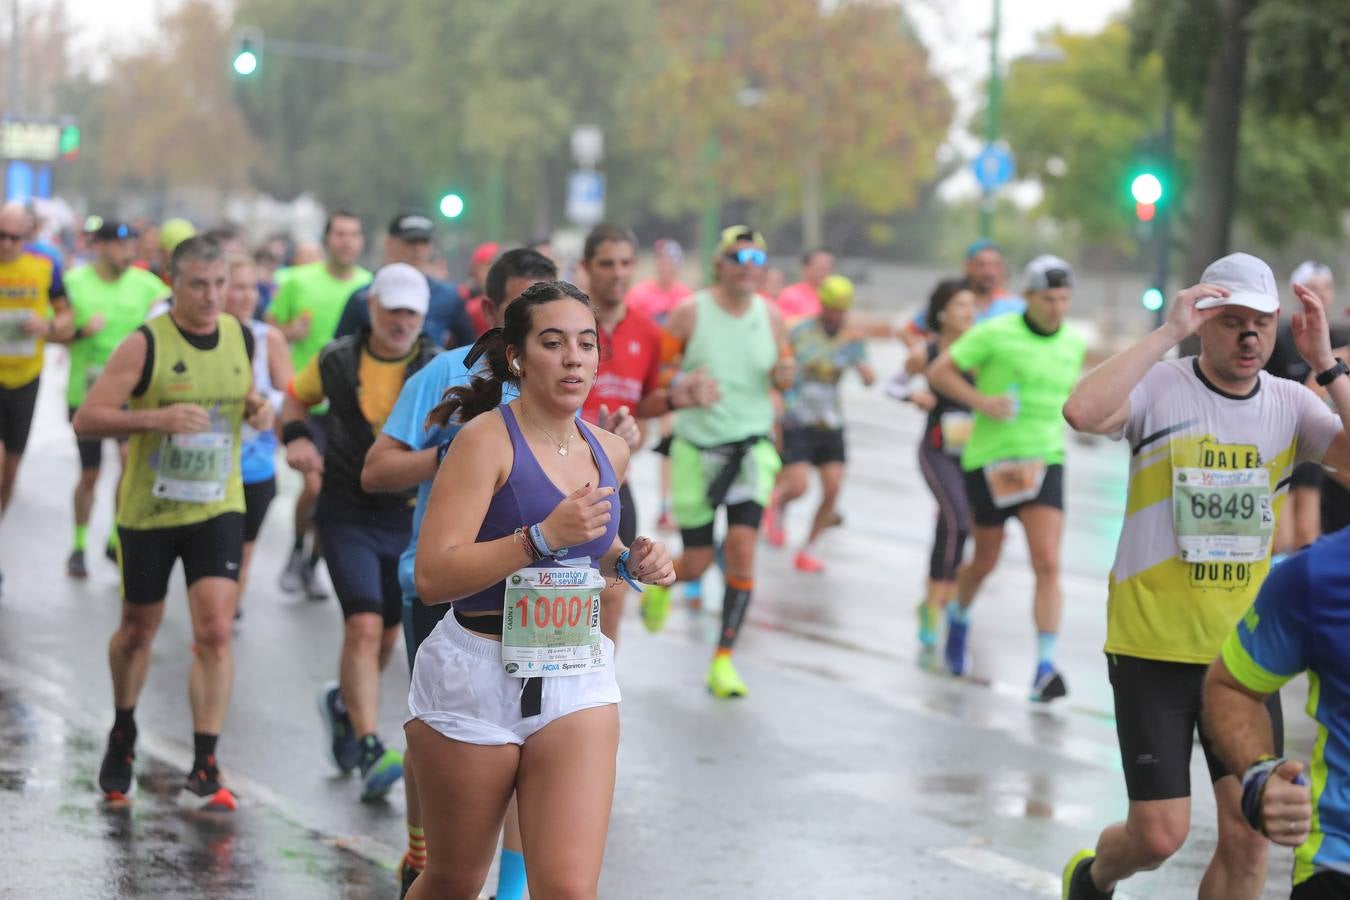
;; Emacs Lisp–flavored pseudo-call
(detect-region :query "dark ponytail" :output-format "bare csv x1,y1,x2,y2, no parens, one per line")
424,280,594,430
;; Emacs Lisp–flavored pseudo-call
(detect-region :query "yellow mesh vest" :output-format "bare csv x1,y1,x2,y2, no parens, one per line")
117,313,251,529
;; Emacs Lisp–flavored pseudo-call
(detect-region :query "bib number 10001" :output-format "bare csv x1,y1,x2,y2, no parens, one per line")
501,566,606,678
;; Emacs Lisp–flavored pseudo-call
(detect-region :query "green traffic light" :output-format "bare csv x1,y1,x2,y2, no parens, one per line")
439,193,465,219
1131,173,1163,206
233,50,258,76
1142,287,1165,311
58,125,80,156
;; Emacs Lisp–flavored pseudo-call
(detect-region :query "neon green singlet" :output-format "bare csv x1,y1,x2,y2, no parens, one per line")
118,313,252,530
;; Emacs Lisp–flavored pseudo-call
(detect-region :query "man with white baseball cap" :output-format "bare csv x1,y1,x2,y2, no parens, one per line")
335,213,477,349
1059,252,1350,900
280,260,442,803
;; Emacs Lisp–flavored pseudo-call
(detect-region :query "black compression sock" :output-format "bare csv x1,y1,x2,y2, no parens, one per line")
293,534,305,553
192,732,219,770
718,576,754,650
112,706,137,744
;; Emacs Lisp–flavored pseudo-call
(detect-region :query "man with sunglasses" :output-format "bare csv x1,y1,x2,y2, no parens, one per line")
62,220,171,578
928,255,1086,702
0,202,71,594
639,226,796,698
578,223,719,644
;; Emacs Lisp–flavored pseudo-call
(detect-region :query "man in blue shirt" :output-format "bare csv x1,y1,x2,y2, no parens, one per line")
335,213,476,349
1204,525,1350,899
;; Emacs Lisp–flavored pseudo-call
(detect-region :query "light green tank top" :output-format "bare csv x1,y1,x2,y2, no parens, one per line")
118,313,251,529
674,289,778,447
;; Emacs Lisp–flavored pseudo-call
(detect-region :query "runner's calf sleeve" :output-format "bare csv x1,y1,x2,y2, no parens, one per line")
719,575,754,651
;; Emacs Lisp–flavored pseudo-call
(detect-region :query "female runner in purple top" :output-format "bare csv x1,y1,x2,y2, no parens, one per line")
406,281,675,900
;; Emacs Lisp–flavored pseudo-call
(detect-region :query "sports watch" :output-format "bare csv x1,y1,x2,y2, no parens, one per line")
1315,358,1349,387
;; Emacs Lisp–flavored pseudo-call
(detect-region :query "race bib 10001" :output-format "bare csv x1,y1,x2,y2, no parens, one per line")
502,566,606,678
153,431,232,503
1172,467,1273,563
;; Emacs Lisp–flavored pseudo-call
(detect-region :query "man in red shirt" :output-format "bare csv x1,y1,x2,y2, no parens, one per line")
581,224,717,642
775,248,835,323
626,238,691,326
459,241,500,335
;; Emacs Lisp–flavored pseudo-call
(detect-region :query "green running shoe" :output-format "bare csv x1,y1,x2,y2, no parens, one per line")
641,582,672,633
707,654,748,699
359,747,403,802
1062,848,1110,899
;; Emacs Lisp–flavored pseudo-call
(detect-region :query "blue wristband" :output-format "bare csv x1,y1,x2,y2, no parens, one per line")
615,550,644,593
529,523,567,560
1240,757,1304,832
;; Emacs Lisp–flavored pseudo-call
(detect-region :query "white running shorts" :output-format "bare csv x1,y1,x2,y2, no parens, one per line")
407,612,620,746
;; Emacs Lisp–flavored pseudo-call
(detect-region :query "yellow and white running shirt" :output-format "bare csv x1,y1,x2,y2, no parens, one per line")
1106,357,1341,664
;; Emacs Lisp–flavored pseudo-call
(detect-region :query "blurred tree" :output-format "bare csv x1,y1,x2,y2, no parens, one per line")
630,0,953,251
1130,0,1350,280
232,0,660,244
999,17,1350,259
87,0,255,217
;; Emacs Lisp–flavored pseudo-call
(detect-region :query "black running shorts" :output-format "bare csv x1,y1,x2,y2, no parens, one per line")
1109,653,1283,802
0,377,40,455
242,477,277,543
118,513,245,605
780,425,847,467
964,462,1064,528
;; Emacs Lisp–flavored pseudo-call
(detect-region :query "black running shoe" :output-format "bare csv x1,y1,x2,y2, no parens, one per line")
397,853,421,899
98,728,136,800
178,757,238,811
66,549,88,579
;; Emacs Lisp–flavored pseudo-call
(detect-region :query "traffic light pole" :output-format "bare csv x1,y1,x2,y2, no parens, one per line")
979,0,1002,239
1152,100,1174,329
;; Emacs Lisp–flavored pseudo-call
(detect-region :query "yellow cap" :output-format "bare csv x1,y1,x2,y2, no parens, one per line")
160,217,196,253
818,274,855,310
716,225,767,256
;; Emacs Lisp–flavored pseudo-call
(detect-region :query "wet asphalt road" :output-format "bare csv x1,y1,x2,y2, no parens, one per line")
0,343,1310,898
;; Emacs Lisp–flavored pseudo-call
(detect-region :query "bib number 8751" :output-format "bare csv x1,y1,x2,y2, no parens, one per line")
514,594,588,630
1189,492,1255,520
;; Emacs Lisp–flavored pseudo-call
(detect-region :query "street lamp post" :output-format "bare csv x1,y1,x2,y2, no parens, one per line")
979,0,1002,239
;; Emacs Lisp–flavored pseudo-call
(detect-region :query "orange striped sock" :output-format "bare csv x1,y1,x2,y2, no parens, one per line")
407,824,426,871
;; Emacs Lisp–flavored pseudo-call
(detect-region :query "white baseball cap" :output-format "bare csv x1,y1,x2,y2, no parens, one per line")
1196,252,1280,313
1290,260,1333,289
370,262,429,315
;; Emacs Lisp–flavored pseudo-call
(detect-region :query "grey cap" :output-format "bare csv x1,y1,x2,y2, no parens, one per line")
1023,254,1074,292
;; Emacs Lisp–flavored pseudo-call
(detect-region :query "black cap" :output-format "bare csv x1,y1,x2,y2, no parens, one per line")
91,220,138,242
388,213,434,241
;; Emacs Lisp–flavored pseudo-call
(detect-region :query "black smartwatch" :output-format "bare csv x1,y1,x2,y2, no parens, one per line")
1316,358,1349,387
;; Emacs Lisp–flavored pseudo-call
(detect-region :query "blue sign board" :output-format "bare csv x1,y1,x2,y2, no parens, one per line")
972,143,1015,191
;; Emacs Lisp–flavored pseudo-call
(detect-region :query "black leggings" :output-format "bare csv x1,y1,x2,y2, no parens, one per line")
918,442,971,582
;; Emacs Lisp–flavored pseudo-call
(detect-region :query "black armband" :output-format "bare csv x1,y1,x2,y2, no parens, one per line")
281,421,314,445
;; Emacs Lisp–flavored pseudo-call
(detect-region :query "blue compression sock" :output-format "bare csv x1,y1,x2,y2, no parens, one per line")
496,848,527,900
1037,632,1057,666
947,602,971,626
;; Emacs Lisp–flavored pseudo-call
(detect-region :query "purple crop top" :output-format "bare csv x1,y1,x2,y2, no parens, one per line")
453,404,620,614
